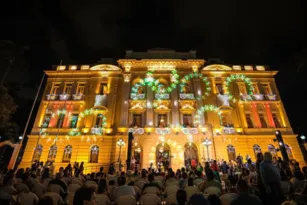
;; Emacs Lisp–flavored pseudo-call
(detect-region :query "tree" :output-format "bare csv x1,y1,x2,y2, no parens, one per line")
0,85,17,139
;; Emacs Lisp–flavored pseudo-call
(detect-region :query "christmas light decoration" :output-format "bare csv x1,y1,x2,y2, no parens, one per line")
179,72,211,98
225,74,253,102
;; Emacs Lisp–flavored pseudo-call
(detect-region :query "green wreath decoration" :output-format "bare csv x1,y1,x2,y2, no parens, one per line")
225,74,253,102
179,72,211,98
194,104,222,125
130,70,180,100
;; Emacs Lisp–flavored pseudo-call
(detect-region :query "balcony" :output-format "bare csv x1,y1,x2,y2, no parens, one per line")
252,94,264,101
265,94,277,101
179,93,195,100
91,127,103,135
94,95,107,107
155,128,172,135
155,93,170,100
73,94,84,100
59,94,71,100
222,127,236,134
46,94,58,100
240,94,253,101
128,127,145,135
130,93,145,100
182,128,198,135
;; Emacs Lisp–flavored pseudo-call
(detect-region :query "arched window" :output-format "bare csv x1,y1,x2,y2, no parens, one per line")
268,144,277,157
47,145,57,162
62,145,72,162
90,145,99,163
33,144,43,161
227,144,236,161
253,144,262,158
156,143,171,169
285,144,293,159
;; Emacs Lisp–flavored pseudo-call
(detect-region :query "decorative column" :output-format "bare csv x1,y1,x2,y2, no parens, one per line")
276,103,288,127
37,103,48,127
193,79,205,125
251,103,261,128
264,103,275,127
119,74,131,127
146,86,154,127
171,87,179,125
106,77,119,129
237,103,247,128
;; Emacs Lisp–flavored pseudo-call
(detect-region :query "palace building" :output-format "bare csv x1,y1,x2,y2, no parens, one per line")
19,49,304,172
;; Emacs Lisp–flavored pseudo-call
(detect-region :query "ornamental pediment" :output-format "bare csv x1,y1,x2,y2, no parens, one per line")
203,64,232,71
89,64,122,71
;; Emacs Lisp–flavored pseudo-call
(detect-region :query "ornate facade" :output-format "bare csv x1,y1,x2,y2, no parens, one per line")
19,49,303,173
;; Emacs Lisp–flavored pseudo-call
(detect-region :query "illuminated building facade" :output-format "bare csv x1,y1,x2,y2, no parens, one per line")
19,49,304,172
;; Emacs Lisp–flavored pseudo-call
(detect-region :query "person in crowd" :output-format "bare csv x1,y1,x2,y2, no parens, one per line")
230,179,262,205
200,170,222,192
73,186,96,205
205,162,211,174
49,172,68,197
196,163,203,173
189,194,210,205
113,176,135,201
191,158,197,170
37,196,54,205
73,162,79,176
291,169,305,192
97,178,110,198
142,173,160,193
179,172,188,189
193,171,204,186
260,152,285,205
0,174,16,195
176,189,187,205
165,171,179,187
208,194,222,205
302,166,307,179
221,161,229,174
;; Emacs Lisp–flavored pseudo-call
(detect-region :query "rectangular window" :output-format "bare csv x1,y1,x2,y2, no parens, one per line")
99,83,107,95
251,83,260,95
259,113,268,128
50,82,60,95
245,114,254,128
95,114,104,128
238,83,247,95
76,82,85,95
272,113,282,128
70,114,79,128
132,114,142,127
157,114,167,128
215,82,224,94
42,114,52,128
182,114,193,127
63,82,73,94
262,83,272,95
57,114,65,128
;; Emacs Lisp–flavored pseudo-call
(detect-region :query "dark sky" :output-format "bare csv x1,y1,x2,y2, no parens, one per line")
1,0,307,135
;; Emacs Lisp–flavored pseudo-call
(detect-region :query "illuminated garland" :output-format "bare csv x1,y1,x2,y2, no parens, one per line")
225,74,253,102
180,72,211,98
68,128,82,136
194,104,222,125
130,70,180,100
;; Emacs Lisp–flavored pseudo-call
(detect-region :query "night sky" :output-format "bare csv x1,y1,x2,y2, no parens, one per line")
1,0,307,135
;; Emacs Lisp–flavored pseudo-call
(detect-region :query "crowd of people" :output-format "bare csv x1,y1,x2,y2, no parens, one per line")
0,152,306,205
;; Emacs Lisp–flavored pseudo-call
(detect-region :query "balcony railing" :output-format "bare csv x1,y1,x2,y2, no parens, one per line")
179,93,195,100
59,94,71,100
130,93,145,100
94,95,107,107
265,94,277,101
46,94,58,100
155,128,172,135
91,127,103,135
240,94,253,101
128,128,145,135
222,127,236,134
73,94,84,100
253,94,264,101
155,93,170,100
182,128,198,135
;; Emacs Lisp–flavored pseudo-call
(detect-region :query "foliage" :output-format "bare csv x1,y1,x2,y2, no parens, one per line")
0,85,17,129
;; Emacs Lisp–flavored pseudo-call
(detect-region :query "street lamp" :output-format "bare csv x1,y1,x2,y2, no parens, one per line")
202,138,212,161
117,138,125,170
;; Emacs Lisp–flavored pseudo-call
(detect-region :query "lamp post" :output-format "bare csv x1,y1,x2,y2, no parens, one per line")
117,138,125,171
202,138,212,161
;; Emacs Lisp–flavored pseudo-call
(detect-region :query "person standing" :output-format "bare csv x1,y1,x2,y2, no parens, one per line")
260,152,285,205
191,158,197,170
